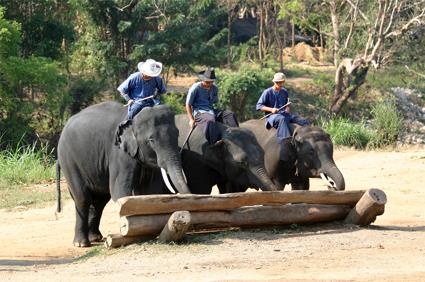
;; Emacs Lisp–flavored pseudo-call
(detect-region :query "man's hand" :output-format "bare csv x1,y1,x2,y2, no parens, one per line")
284,105,290,113
189,119,196,128
271,107,279,114
126,99,135,106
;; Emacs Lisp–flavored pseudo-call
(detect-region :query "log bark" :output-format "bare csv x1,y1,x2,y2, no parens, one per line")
344,188,387,225
121,204,352,237
118,190,365,217
104,233,153,249
158,211,191,243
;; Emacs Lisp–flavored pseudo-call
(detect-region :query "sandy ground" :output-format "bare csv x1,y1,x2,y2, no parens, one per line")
1,148,425,281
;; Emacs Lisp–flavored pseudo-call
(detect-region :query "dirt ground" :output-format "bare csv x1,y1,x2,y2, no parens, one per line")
1,148,425,281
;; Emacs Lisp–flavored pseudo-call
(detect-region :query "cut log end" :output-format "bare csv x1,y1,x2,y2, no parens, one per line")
344,188,387,226
158,211,192,243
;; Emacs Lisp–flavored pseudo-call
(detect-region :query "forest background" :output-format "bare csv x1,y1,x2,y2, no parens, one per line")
0,0,425,208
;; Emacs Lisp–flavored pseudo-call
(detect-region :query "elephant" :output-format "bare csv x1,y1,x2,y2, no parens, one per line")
239,119,345,191
57,101,190,247
143,114,279,195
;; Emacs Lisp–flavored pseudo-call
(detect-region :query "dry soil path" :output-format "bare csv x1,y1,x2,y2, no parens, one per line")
1,148,425,281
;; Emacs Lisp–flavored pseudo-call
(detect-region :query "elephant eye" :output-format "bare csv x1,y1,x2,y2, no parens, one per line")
147,137,154,145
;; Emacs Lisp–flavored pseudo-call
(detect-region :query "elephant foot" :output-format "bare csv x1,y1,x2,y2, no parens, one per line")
73,236,91,248
89,232,104,243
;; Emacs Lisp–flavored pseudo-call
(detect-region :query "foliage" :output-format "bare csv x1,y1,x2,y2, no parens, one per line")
0,141,55,186
321,117,372,149
216,66,274,121
161,91,186,114
367,100,403,148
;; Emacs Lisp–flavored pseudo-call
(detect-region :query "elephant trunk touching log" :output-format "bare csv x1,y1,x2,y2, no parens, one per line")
319,161,345,191
251,166,278,191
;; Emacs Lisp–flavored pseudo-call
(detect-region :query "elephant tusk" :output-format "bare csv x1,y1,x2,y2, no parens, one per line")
161,168,177,194
182,169,187,184
320,173,337,190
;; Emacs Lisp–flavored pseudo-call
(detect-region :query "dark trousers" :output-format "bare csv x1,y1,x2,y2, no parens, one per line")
194,110,238,144
215,110,239,127
127,103,147,120
269,113,309,143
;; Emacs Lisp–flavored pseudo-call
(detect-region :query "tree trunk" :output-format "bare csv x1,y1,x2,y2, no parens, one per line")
121,204,352,237
227,0,232,67
258,1,264,62
291,21,295,49
345,189,387,225
118,190,366,217
330,59,369,115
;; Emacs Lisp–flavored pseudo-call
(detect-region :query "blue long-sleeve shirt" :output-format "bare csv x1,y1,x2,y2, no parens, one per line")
256,86,289,114
117,72,166,107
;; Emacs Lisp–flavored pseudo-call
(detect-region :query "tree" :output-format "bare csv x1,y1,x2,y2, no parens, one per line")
326,0,425,114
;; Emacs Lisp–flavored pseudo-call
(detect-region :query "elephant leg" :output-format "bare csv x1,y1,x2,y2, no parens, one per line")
65,171,92,247
88,194,110,242
73,198,91,247
291,175,310,190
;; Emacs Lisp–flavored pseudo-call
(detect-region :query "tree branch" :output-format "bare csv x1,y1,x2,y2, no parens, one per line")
405,65,425,78
344,0,370,24
115,0,136,12
385,7,425,38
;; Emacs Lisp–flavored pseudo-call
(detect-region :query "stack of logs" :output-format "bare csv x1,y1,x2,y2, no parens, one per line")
105,188,387,248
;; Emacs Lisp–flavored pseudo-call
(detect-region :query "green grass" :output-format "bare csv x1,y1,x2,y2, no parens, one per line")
321,117,373,149
0,142,59,209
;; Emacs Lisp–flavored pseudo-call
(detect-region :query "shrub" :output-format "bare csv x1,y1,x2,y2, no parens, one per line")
0,142,55,186
161,91,186,114
321,117,372,149
367,100,403,148
216,66,274,121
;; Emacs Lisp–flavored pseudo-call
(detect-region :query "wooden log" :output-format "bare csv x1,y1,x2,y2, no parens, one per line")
118,190,365,216
344,188,387,225
121,204,352,237
104,233,154,249
158,211,191,243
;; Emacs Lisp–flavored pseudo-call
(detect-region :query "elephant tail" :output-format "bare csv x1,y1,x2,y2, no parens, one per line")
56,160,62,213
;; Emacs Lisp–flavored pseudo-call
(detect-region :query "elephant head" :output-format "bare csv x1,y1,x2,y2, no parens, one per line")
115,105,190,194
204,127,279,192
292,125,345,191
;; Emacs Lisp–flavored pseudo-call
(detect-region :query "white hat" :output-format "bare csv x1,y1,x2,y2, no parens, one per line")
272,72,286,82
138,59,163,77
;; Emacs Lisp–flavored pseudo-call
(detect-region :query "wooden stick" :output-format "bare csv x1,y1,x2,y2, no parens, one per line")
344,188,387,225
158,211,191,243
104,233,153,249
118,190,365,217
120,204,352,237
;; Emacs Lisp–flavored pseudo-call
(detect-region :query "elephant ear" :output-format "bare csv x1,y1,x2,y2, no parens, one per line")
291,127,304,152
115,120,138,157
204,139,225,168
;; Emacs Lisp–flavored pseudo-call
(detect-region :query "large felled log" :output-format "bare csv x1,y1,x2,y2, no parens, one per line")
158,211,191,243
121,204,352,237
104,233,153,249
345,188,387,225
118,190,365,216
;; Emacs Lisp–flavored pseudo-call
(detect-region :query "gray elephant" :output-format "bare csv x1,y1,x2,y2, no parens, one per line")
57,102,190,247
239,119,345,191
144,114,278,194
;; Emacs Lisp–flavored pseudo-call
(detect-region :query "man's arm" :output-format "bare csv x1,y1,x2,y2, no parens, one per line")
256,90,279,114
118,75,134,105
186,84,197,127
185,104,196,128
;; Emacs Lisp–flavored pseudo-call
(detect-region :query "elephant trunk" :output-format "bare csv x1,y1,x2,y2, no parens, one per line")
159,154,191,194
320,161,345,191
251,166,279,191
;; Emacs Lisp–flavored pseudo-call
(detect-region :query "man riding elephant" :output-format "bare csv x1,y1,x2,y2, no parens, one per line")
185,67,239,144
118,58,166,120
256,72,309,143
